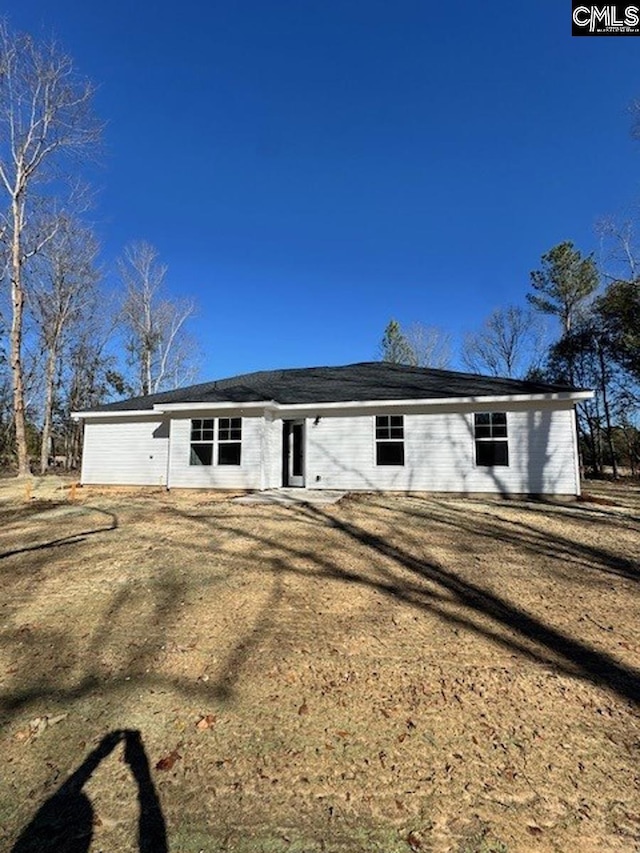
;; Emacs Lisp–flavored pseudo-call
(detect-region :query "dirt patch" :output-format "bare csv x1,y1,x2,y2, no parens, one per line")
0,478,638,852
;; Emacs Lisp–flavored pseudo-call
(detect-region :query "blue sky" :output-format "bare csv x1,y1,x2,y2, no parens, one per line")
5,0,640,379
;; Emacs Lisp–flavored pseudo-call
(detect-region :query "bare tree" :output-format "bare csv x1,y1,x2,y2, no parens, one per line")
118,241,197,396
63,309,126,470
379,319,451,368
403,323,451,369
462,305,546,378
0,21,101,474
28,213,100,473
596,214,639,283
0,308,13,465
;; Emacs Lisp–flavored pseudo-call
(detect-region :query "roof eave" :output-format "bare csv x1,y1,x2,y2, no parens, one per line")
72,389,593,419
154,400,276,412
71,409,158,420
277,390,594,410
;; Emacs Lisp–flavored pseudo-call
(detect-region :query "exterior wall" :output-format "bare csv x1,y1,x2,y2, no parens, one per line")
167,413,264,489
261,413,283,489
80,400,580,495
304,404,579,495
81,417,169,486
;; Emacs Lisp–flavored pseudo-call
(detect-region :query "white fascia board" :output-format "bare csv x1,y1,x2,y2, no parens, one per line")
73,390,593,420
71,409,156,420
153,401,276,413
277,391,594,411
157,391,593,413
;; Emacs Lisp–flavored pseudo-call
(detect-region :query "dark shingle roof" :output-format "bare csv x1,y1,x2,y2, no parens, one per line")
91,362,584,412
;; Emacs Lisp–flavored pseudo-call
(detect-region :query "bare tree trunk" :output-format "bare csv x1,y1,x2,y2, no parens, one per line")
143,290,153,396
9,198,29,476
66,418,83,471
597,346,618,479
0,22,101,478
39,343,59,474
574,408,585,478
119,241,196,396
591,400,604,477
579,404,600,477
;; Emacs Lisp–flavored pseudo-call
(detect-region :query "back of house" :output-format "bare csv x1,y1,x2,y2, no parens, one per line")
73,362,592,496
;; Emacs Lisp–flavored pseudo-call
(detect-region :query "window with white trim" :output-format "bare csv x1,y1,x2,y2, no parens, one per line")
190,418,214,465
189,417,242,466
375,415,404,466
474,412,509,467
218,417,242,465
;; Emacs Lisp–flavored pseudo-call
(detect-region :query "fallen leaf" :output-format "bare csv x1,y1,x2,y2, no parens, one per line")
298,700,309,715
406,830,422,850
156,749,181,771
527,825,543,836
196,714,216,730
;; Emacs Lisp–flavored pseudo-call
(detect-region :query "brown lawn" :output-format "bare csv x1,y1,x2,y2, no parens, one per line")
0,477,639,853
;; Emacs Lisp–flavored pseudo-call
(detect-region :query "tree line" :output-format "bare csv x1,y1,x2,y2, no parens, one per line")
0,22,198,476
380,235,640,477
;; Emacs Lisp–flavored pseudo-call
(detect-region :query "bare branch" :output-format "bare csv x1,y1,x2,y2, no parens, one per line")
403,323,451,369
596,213,640,283
27,211,100,472
118,241,198,396
0,19,101,474
463,305,546,379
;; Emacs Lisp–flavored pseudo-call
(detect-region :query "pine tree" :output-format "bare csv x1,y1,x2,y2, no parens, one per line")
379,319,416,365
528,242,599,334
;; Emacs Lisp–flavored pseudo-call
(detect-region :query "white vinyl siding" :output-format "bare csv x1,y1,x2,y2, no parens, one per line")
306,405,578,494
261,414,283,489
81,417,169,486
168,414,262,489
79,400,581,495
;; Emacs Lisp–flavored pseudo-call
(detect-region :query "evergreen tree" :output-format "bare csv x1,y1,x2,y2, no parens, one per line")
595,279,640,383
379,319,416,365
528,242,599,334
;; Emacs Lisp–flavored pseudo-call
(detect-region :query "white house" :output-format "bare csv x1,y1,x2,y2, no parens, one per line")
73,362,592,496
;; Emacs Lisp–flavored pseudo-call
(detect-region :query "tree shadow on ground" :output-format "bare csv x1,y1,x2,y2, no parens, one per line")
377,494,640,583
11,729,167,853
0,506,118,562
306,500,640,703
1,494,637,731
189,497,640,705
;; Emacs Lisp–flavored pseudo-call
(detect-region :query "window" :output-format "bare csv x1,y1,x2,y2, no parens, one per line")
189,417,242,466
190,418,214,465
474,412,509,467
218,417,242,465
375,415,404,466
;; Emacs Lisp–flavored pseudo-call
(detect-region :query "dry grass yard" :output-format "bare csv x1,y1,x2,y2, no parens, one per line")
0,477,639,853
